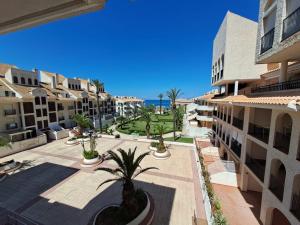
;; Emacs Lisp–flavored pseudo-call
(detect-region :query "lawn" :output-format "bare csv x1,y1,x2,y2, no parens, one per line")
117,113,179,136
164,137,194,144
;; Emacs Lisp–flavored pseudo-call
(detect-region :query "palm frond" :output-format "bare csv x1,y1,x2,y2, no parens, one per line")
133,167,159,179
97,178,121,190
106,150,126,172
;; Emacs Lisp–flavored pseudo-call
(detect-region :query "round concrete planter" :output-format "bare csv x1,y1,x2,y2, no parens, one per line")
80,156,101,168
152,150,171,160
93,192,154,225
149,146,157,151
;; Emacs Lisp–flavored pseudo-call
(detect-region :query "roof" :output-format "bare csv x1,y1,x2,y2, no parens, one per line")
41,70,66,84
175,98,193,104
0,64,16,75
115,97,143,103
195,93,216,100
209,95,300,106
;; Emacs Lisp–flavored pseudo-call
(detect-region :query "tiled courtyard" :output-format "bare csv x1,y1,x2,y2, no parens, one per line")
0,137,205,225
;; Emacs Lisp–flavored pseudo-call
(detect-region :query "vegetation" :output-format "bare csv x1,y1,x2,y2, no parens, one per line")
150,142,159,148
0,136,11,148
141,107,152,139
164,137,193,144
167,88,181,140
158,93,163,115
117,116,127,129
198,153,227,225
81,134,99,160
73,114,93,135
115,134,120,139
96,148,157,224
155,124,166,153
92,79,104,133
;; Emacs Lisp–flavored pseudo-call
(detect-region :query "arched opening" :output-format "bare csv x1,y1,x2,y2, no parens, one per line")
34,79,38,86
266,208,291,225
13,76,18,84
28,78,32,85
273,113,292,154
21,77,25,84
269,159,286,201
291,174,300,221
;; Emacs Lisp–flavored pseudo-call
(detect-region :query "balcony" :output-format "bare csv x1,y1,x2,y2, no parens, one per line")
212,124,216,132
233,117,243,130
213,110,217,117
68,106,74,110
246,154,266,182
291,194,300,221
231,139,241,158
58,106,64,111
282,6,300,41
269,174,284,201
251,79,300,94
220,113,223,120
226,135,230,146
261,28,275,54
248,123,269,144
273,132,291,154
4,109,17,116
223,114,227,122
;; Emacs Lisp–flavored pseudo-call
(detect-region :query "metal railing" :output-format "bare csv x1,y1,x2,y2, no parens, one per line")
273,132,291,154
233,117,243,130
282,6,300,41
231,139,241,158
248,123,270,144
261,28,275,54
4,109,17,116
251,79,300,93
246,154,266,182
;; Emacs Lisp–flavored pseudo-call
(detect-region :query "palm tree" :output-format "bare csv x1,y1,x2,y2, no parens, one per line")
155,124,166,153
158,93,163,115
174,107,184,130
97,148,157,215
141,107,152,139
73,114,93,135
117,116,126,129
92,79,104,133
167,88,181,140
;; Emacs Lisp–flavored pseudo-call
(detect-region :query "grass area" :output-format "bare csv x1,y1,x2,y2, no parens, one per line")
164,137,194,143
117,113,179,136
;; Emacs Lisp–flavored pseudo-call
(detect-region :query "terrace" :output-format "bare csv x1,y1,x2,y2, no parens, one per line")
0,137,205,225
248,108,271,144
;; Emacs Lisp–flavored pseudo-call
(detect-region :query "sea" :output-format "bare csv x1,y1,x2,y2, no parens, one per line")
144,100,171,109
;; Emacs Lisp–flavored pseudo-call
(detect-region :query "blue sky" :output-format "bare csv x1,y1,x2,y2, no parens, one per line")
0,0,259,99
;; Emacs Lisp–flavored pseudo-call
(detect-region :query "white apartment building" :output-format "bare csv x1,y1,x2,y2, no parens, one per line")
115,96,143,117
212,11,267,95
0,64,116,157
209,9,300,225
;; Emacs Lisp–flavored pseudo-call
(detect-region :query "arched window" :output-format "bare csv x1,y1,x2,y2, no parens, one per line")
274,113,292,154
13,76,18,84
269,159,286,201
21,77,25,84
34,79,38,85
28,78,32,85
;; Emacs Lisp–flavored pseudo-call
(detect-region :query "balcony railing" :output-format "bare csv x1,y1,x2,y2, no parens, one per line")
273,132,291,154
248,123,270,144
291,193,300,221
231,139,241,158
261,28,275,54
282,6,300,41
4,109,17,116
223,114,227,122
246,154,266,182
212,125,216,132
251,79,300,94
269,174,284,201
222,133,226,142
213,111,217,116
232,117,243,130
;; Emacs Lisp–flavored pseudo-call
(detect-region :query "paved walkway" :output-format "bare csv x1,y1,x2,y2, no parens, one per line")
0,137,206,225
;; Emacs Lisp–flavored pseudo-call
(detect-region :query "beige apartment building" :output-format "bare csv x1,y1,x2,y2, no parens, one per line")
0,63,116,157
115,96,143,117
210,7,300,225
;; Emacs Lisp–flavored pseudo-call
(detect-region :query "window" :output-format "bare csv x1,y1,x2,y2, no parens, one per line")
36,109,42,117
5,91,9,97
13,76,18,84
25,115,35,127
23,102,34,114
35,97,40,105
37,121,43,129
72,84,75,89
49,113,57,123
21,77,25,84
34,79,38,86
43,108,48,117
41,97,46,105
28,78,32,85
43,120,48,128
75,85,78,90
12,92,16,97
68,84,71,89
48,102,56,111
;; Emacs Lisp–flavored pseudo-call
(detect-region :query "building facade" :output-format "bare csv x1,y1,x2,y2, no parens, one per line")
115,96,143,117
209,9,300,225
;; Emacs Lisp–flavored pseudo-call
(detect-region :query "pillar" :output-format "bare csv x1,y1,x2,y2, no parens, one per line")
279,61,288,83
234,80,239,96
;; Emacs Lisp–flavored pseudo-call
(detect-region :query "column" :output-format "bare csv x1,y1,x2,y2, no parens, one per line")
279,61,288,83
234,80,239,96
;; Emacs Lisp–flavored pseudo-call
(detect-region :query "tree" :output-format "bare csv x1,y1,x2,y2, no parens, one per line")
92,79,104,133
141,107,152,139
174,107,184,130
0,137,10,148
155,124,166,153
158,93,163,115
167,88,181,140
97,148,157,216
73,114,93,135
117,116,127,129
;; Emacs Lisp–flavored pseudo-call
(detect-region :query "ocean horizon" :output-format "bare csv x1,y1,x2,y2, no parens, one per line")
144,99,170,108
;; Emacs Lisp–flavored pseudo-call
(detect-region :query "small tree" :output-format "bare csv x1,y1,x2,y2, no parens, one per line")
167,88,181,140
97,148,157,216
141,107,152,139
158,93,163,115
81,133,99,159
73,114,93,135
92,80,104,133
155,124,166,153
117,116,127,129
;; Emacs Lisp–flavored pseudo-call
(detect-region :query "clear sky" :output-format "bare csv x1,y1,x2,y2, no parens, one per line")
0,0,259,99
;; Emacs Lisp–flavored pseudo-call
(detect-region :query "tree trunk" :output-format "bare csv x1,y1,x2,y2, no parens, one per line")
160,99,162,115
146,123,150,139
96,95,102,133
122,180,137,213
172,106,176,141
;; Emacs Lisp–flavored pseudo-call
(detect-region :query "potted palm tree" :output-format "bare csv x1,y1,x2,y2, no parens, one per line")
167,88,181,141
80,132,101,167
151,124,171,159
94,148,157,225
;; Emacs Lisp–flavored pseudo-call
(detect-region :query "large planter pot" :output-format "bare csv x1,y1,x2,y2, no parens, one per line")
149,146,157,151
152,150,171,160
80,156,101,168
93,192,155,225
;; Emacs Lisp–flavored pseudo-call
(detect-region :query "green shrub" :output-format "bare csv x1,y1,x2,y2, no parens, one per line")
83,150,99,159
150,142,159,148
115,134,120,139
